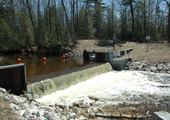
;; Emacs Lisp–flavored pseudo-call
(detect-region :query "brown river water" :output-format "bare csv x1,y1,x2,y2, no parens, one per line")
0,55,100,82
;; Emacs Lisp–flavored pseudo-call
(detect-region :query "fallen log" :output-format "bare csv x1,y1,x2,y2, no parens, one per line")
95,113,151,119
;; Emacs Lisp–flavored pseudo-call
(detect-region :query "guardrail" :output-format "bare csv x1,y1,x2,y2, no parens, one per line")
0,63,27,95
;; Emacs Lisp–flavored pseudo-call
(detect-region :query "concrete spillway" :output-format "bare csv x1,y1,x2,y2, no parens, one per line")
27,63,112,99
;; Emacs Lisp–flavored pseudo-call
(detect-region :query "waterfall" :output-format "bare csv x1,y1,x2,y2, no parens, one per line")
27,63,113,99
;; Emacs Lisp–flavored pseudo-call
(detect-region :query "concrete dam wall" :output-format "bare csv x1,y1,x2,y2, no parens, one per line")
27,63,113,99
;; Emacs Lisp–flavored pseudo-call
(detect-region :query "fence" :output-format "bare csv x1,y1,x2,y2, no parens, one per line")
0,63,27,95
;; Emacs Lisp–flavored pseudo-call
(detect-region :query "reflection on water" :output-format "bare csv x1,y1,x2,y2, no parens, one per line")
0,55,98,80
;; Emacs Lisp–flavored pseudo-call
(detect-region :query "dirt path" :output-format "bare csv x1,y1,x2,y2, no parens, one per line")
74,39,170,64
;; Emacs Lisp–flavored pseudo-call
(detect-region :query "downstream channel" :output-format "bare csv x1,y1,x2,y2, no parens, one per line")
36,70,170,115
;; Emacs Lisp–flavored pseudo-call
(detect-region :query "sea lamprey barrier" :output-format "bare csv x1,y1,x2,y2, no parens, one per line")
27,63,113,99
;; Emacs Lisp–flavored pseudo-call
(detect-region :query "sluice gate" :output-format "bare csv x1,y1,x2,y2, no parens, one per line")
83,49,133,70
27,63,112,99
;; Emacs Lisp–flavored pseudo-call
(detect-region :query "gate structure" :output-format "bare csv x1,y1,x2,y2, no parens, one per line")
0,63,27,95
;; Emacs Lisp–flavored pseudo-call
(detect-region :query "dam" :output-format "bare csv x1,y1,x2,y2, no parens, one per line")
27,63,113,99
27,49,133,99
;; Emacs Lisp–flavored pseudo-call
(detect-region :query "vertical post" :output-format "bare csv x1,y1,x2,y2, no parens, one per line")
146,36,150,52
147,39,148,52
108,52,109,62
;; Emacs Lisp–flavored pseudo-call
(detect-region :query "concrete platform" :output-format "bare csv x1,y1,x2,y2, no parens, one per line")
153,111,170,120
109,57,131,70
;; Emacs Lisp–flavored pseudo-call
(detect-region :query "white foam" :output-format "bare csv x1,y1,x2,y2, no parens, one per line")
36,71,170,106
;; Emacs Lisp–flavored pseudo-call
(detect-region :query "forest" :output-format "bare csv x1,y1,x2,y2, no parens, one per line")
0,0,169,54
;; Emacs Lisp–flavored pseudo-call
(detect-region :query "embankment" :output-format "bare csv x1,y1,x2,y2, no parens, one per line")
27,63,112,99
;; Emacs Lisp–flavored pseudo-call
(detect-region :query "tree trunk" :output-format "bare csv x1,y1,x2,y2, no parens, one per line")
163,0,170,42
61,0,72,39
4,29,31,53
25,0,34,51
48,0,51,34
130,0,134,32
84,0,89,38
73,0,75,30
168,6,170,43
76,0,79,37
144,0,146,37
54,0,58,37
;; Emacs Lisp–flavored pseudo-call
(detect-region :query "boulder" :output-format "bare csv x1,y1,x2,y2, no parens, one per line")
167,63,170,67
150,66,157,72
23,109,32,119
144,68,151,72
157,64,163,71
15,116,27,120
89,113,95,118
36,110,44,117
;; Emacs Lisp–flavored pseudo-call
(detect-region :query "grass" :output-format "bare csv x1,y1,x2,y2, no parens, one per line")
75,39,170,64
115,41,170,64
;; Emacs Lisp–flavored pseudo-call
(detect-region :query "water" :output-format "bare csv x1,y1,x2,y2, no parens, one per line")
36,70,170,114
0,55,98,81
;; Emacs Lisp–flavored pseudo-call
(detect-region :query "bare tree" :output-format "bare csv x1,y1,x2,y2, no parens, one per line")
163,0,170,42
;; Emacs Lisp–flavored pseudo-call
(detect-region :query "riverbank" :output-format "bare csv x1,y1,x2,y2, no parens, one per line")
71,39,170,64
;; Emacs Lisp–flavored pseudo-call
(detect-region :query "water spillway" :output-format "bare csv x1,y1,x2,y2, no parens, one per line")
27,63,113,99
35,70,170,116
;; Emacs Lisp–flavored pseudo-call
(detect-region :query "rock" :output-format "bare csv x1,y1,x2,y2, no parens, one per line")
87,108,93,113
89,113,95,118
29,115,37,120
22,103,29,109
49,116,61,120
23,94,32,100
69,105,74,109
4,95,11,101
37,117,46,120
88,96,99,101
157,64,163,71
56,104,67,109
60,115,67,120
150,66,157,72
69,118,79,120
44,111,50,118
12,96,27,104
163,67,169,72
92,107,98,113
69,113,76,118
79,115,88,120
23,109,32,119
167,63,170,67
0,87,6,93
36,110,44,117
33,94,39,99
73,102,79,107
15,116,27,120
9,103,22,111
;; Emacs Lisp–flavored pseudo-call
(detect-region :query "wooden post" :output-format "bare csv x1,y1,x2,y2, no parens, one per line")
146,36,150,52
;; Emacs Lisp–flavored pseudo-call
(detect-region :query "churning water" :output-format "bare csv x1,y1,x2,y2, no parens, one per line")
36,70,170,114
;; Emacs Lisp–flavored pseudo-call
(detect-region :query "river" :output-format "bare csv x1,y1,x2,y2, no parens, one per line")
1,55,99,82
36,70,170,115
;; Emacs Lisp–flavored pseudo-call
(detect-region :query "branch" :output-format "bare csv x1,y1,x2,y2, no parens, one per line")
95,113,151,119
3,29,30,53
163,0,169,6
18,0,28,7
